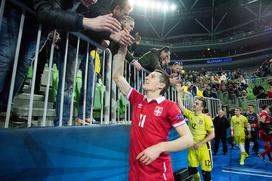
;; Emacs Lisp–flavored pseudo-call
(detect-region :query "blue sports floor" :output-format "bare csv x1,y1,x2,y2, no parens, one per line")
212,145,272,181
0,126,271,180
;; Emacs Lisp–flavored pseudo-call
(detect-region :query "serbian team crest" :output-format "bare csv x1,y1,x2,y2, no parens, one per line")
154,106,163,116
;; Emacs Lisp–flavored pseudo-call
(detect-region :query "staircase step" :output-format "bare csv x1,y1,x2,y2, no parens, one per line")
13,99,54,109
23,84,52,93
13,107,55,117
23,118,55,127
15,93,44,101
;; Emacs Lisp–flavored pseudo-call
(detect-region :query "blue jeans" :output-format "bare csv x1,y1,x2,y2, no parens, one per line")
55,43,79,126
0,4,47,112
78,57,94,120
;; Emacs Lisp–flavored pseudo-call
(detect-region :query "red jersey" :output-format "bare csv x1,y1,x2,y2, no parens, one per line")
258,110,271,124
128,89,186,181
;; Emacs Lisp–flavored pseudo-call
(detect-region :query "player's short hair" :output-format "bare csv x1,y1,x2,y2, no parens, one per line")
160,46,170,53
247,104,254,107
154,69,170,95
111,0,131,11
235,107,241,111
196,97,206,109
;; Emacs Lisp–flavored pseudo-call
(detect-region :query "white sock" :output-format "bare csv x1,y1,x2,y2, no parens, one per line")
239,144,245,153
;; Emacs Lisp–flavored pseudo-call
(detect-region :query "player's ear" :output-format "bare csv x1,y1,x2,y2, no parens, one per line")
158,82,164,88
158,83,166,94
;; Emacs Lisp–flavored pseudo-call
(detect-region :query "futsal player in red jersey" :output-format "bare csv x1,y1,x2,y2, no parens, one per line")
258,105,272,162
112,44,193,181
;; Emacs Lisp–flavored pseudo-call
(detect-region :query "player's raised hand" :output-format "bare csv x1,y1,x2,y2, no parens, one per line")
131,60,142,71
136,144,163,165
110,30,135,46
83,13,121,33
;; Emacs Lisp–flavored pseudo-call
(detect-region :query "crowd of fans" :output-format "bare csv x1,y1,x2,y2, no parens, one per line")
166,59,272,102
255,59,272,77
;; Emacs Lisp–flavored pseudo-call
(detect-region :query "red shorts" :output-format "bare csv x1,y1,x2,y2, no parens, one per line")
129,160,174,181
259,130,272,142
129,171,174,181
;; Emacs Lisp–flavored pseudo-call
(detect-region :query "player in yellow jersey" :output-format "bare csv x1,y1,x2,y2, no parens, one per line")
230,108,251,165
177,85,215,181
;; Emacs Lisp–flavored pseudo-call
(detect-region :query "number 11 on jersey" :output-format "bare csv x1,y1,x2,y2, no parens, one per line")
139,114,146,128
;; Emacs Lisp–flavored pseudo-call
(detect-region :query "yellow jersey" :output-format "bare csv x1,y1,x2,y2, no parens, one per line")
90,50,101,74
231,115,249,137
184,109,214,144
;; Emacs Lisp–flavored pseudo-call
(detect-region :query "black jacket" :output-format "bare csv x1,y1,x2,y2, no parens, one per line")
213,116,230,136
32,0,84,32
138,49,163,72
76,3,111,43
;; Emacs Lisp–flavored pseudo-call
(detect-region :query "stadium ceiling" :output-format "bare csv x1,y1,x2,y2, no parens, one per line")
131,0,272,44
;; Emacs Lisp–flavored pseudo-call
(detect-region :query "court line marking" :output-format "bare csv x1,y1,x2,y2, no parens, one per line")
222,167,272,175
222,170,272,178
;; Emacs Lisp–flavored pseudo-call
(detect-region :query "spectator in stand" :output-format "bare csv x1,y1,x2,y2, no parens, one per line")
255,59,272,77
203,86,217,98
76,15,135,125
132,47,171,72
0,0,123,124
168,62,183,78
253,85,267,99
53,0,135,126
213,110,230,155
241,90,247,98
75,48,102,125
129,32,141,56
220,72,227,82
167,61,183,85
185,82,197,97
109,16,135,57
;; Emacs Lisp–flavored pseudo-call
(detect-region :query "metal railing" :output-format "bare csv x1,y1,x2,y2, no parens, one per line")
1,0,112,128
196,96,222,118
0,0,223,128
256,98,272,113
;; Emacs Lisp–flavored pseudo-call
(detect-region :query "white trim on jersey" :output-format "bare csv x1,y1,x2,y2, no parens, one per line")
173,120,186,128
163,162,167,180
144,95,166,104
127,88,133,100
139,114,146,128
